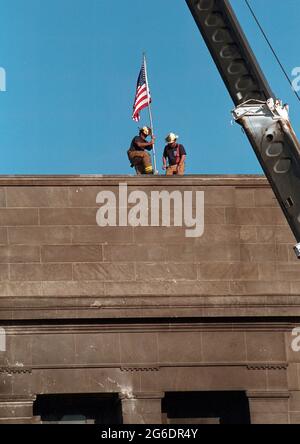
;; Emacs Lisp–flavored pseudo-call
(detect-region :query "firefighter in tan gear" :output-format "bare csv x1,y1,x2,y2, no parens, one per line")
162,133,186,175
127,127,155,175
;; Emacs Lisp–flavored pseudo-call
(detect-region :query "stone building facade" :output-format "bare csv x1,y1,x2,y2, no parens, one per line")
0,175,300,424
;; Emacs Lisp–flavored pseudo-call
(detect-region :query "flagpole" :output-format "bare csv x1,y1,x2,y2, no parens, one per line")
143,53,158,175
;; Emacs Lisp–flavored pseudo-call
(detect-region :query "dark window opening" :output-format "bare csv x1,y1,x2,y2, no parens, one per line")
33,393,122,424
162,391,250,425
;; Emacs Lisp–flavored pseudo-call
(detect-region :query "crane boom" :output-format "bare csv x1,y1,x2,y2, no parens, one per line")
186,0,300,257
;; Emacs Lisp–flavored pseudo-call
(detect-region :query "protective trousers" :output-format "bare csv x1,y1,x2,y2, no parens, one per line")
128,151,153,174
166,163,185,176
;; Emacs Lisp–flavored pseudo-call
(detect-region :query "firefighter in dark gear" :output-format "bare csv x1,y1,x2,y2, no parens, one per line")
162,133,186,175
128,127,155,175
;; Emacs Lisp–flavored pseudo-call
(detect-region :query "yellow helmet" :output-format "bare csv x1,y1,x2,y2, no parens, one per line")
165,132,179,143
140,126,151,136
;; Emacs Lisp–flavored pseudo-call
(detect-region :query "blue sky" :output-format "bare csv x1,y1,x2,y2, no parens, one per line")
0,0,300,175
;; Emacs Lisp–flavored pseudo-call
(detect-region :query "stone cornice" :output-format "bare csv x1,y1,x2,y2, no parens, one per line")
246,363,288,370
0,395,36,402
246,391,290,399
0,174,269,187
120,366,160,372
119,392,164,400
0,362,288,373
0,322,296,334
1,295,300,320
0,367,32,374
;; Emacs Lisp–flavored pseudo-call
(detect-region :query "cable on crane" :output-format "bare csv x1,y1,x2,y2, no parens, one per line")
245,0,300,103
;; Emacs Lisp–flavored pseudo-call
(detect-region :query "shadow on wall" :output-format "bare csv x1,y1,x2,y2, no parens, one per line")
33,393,122,424
162,391,251,425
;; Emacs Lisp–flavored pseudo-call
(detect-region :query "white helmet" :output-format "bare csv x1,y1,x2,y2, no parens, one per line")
165,132,179,143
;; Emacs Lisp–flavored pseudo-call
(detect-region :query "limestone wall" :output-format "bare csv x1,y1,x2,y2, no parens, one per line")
0,175,298,319
0,175,300,424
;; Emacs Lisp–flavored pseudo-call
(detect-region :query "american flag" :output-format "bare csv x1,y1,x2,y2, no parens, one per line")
132,60,151,122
